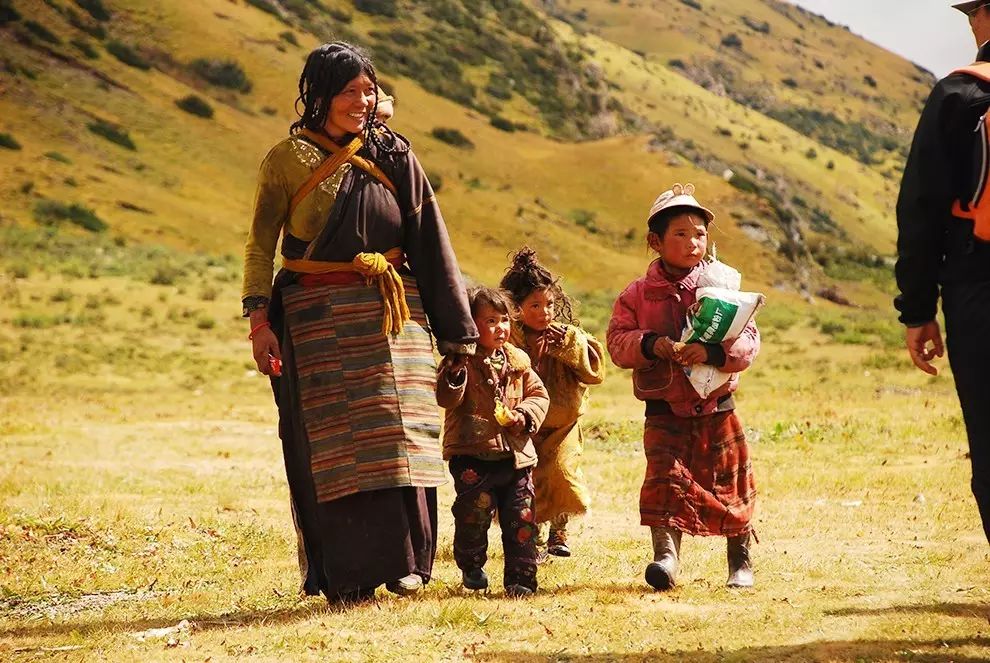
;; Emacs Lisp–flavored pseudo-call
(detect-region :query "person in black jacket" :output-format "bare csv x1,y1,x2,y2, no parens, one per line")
896,0,990,544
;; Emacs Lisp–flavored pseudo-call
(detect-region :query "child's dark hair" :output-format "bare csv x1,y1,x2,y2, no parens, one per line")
647,206,710,238
467,286,512,318
499,247,575,325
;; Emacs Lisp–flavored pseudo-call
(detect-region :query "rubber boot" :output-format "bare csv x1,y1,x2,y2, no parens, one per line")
645,526,681,591
726,532,754,588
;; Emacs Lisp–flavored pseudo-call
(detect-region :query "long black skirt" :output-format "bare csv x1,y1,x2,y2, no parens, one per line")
269,283,438,597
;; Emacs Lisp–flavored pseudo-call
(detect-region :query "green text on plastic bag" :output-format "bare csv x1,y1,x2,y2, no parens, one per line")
685,298,739,344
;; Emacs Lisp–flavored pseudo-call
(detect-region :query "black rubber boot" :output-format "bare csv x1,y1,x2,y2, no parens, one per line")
645,526,681,591
726,532,754,588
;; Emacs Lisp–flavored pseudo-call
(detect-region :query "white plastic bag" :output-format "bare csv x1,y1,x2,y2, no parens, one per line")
680,258,764,398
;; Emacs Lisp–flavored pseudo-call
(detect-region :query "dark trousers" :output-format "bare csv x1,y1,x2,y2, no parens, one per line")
944,282,990,544
449,456,539,591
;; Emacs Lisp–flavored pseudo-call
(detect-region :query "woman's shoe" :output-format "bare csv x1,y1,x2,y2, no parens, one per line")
462,568,489,591
328,587,376,605
547,528,571,557
385,573,423,596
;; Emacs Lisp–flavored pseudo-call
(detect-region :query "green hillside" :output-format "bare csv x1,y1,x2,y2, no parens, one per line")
0,0,924,311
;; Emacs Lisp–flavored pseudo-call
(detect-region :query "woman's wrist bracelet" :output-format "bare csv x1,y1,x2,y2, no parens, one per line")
248,321,271,340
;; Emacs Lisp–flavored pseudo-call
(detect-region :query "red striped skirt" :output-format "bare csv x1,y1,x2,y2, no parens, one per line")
640,411,755,536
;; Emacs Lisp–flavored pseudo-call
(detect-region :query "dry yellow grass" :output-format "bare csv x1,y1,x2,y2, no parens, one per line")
0,263,987,663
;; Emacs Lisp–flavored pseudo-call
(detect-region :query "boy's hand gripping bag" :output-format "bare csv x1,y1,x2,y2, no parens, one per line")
680,258,765,398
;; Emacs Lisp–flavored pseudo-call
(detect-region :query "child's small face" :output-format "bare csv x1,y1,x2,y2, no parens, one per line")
649,213,708,271
519,289,554,332
474,303,511,353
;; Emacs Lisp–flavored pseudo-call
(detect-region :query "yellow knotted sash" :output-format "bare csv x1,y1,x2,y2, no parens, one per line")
283,247,411,336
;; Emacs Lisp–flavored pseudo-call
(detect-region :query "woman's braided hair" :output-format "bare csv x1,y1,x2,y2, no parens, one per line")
499,247,576,325
290,41,406,155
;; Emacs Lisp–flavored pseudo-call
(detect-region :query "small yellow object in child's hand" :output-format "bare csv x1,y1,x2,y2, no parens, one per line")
493,399,515,426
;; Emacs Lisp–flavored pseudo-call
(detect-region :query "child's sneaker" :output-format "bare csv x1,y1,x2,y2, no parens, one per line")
462,568,489,591
547,528,571,557
504,584,534,598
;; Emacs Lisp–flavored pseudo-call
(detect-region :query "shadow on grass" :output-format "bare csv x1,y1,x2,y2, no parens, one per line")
468,636,990,662
826,601,989,619
0,598,342,639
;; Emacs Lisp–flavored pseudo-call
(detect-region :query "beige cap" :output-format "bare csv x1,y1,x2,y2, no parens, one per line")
647,183,715,224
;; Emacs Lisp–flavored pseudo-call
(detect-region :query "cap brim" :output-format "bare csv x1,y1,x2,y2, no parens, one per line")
953,1,986,14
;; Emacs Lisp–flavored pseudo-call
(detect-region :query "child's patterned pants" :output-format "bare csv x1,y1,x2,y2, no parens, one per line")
449,455,538,591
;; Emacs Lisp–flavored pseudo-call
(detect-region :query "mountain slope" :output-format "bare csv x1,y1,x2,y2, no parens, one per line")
0,0,923,311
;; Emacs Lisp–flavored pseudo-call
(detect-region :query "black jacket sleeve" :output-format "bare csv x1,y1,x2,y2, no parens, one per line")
894,83,961,326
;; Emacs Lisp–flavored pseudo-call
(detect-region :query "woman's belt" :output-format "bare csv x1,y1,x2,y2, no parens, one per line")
282,248,410,336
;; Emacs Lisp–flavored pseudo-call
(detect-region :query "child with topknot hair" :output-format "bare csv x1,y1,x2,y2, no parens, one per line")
500,248,606,559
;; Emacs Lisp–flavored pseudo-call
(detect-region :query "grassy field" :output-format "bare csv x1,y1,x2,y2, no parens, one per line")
1,233,987,662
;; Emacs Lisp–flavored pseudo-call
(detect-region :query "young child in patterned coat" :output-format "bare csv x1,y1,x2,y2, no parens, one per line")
607,184,760,590
500,248,605,559
437,286,550,597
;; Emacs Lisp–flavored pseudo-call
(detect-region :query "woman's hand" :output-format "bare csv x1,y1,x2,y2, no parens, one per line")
673,342,707,366
249,311,281,376
252,326,281,375
443,353,469,383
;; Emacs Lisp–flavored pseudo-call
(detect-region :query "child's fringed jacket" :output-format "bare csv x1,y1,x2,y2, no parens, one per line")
511,323,606,523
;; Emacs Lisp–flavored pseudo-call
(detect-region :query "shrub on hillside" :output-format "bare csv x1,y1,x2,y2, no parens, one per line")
33,199,108,232
45,151,72,163
721,33,743,49
485,73,513,100
431,127,474,149
87,119,136,150
355,0,397,17
244,0,279,16
189,58,252,93
66,8,106,38
741,16,770,33
175,94,214,119
71,37,100,59
24,20,60,44
278,30,298,47
781,77,798,88
863,74,878,88
426,170,442,193
73,0,110,21
668,58,686,70
0,133,22,150
570,209,599,233
489,116,516,132
680,0,702,9
0,0,21,24
328,7,352,22
106,40,151,70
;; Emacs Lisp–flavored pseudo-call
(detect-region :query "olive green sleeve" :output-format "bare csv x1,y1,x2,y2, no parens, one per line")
241,148,291,303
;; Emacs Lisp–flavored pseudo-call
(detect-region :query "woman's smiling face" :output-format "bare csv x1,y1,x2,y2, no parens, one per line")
324,72,376,138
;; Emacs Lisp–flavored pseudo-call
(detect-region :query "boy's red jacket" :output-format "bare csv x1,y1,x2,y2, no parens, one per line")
607,261,760,417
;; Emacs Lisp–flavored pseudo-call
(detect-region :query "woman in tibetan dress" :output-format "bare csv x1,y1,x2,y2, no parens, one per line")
241,42,477,602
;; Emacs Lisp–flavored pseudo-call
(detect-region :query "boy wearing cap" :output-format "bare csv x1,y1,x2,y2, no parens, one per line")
606,183,761,590
896,1,990,545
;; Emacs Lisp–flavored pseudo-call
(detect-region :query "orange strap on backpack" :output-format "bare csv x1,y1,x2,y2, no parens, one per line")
951,62,990,241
